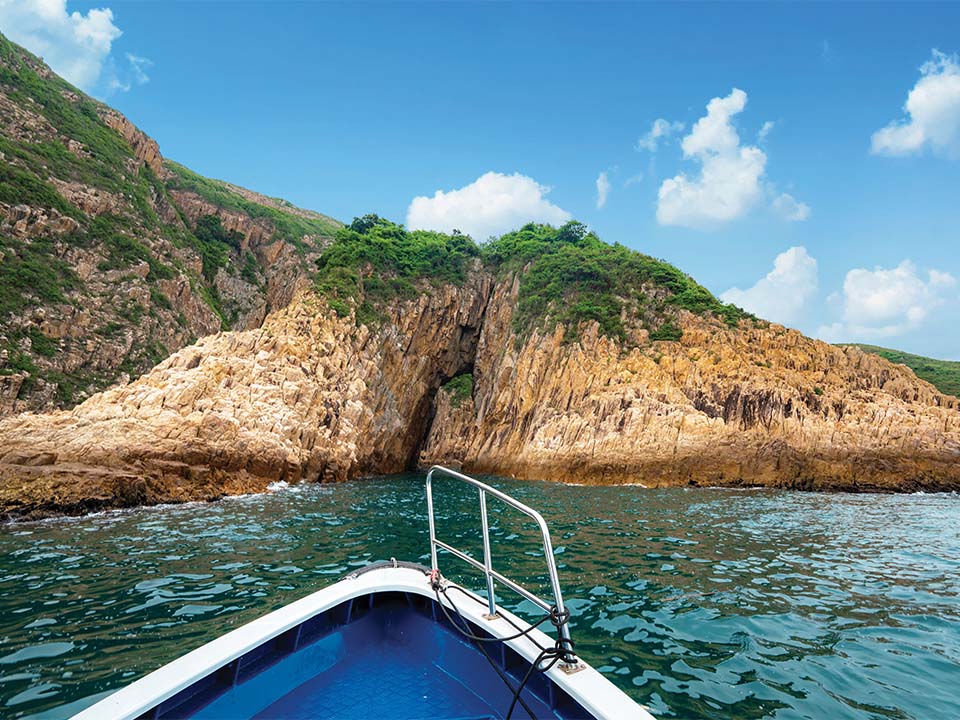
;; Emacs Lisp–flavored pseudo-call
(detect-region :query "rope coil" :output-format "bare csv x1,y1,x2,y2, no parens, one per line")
548,605,570,629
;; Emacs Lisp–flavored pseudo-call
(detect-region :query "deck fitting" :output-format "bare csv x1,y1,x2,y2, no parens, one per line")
558,660,587,675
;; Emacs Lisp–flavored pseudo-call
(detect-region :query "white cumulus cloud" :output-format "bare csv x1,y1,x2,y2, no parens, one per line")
0,0,149,95
772,193,811,222
656,89,809,229
871,50,960,158
721,246,818,326
0,0,121,91
407,172,572,241
817,260,956,341
595,171,611,209
636,118,684,151
656,89,768,229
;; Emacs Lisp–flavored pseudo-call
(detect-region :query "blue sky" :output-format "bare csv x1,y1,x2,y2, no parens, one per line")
3,2,959,358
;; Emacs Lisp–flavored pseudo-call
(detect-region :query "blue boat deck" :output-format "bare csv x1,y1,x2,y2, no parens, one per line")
76,472,654,720
145,591,590,720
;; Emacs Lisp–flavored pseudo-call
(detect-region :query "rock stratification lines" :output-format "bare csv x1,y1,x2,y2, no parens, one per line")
1,269,959,519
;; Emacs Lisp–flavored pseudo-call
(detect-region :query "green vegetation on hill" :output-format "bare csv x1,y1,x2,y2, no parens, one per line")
0,34,176,305
841,344,960,398
0,159,81,219
164,161,340,248
92,215,175,282
0,31,344,411
482,221,752,343
191,214,245,281
0,235,79,316
314,215,479,327
0,35,133,194
315,216,752,345
443,373,474,408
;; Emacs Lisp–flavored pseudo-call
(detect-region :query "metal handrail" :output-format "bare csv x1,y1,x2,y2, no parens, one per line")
425,465,577,664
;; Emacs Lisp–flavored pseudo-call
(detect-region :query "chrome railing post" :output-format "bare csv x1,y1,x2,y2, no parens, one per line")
426,467,438,572
536,519,576,664
478,488,497,617
425,465,581,667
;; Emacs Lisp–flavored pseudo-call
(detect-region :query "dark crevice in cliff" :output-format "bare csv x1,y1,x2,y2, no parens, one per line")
405,283,493,470
406,361,475,472
407,362,476,471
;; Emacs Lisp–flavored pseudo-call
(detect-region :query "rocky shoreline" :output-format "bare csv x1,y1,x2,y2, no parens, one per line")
2,274,958,521
420,275,960,495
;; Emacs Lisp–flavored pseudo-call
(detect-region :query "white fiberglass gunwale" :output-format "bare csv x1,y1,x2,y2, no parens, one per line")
73,565,655,720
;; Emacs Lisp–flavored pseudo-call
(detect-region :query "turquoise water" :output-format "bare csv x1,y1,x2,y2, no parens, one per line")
0,474,958,719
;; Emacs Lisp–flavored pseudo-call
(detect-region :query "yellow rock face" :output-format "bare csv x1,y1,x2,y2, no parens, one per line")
0,276,490,518
1,270,958,519
421,277,960,492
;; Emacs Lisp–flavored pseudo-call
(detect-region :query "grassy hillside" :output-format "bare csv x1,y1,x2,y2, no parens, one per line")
164,160,340,246
842,344,960,398
0,27,751,413
314,215,753,344
482,221,753,343
0,32,339,413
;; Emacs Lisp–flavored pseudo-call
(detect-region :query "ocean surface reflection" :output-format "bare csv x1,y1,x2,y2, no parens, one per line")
0,475,958,719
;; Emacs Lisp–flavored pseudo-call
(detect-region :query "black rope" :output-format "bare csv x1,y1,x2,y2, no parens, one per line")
504,635,575,720
442,585,548,652
430,575,538,719
428,571,576,720
436,589,554,643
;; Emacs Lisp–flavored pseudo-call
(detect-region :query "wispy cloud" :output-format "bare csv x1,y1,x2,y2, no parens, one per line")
871,50,960,159
109,53,153,92
595,171,611,209
127,53,152,85
758,120,775,143
772,193,810,222
636,118,684,152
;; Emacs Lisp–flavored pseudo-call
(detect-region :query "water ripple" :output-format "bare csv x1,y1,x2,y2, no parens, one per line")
0,477,958,719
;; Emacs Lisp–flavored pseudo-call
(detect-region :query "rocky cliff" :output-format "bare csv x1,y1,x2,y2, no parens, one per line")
2,248,959,519
0,272,489,518
0,33,340,417
420,275,960,492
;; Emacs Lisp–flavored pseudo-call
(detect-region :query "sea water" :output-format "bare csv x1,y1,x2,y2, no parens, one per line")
0,475,958,719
